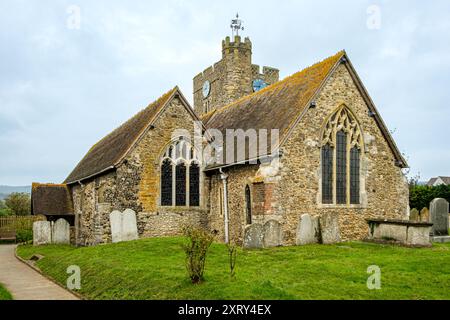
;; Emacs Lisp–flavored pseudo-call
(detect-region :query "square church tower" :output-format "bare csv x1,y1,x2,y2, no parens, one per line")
193,35,280,116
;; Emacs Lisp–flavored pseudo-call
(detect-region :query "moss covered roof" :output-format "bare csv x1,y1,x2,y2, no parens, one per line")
31,183,74,216
204,51,345,167
207,50,345,139
64,87,177,184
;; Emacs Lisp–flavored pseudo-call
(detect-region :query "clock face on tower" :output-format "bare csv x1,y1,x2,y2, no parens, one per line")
252,78,267,92
202,80,211,98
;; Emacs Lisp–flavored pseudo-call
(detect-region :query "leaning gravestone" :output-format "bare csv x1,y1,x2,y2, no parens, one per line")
420,208,430,223
243,224,264,249
52,218,70,244
263,220,282,248
296,214,319,245
319,213,341,244
410,208,419,222
33,221,52,246
430,198,449,236
109,209,139,243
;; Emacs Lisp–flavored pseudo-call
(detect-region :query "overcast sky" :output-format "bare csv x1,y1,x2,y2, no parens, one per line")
0,0,449,185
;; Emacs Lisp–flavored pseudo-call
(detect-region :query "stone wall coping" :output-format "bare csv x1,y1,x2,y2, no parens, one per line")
367,219,433,227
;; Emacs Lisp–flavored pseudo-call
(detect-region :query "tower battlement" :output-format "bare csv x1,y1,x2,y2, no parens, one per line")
193,17,279,117
222,36,252,58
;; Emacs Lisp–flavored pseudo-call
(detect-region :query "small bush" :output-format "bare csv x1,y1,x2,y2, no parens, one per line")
16,229,33,243
182,226,214,284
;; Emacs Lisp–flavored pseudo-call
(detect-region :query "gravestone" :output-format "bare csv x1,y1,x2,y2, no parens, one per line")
110,210,123,243
430,198,449,236
263,220,282,248
109,209,139,243
243,224,264,249
409,208,419,222
52,218,70,244
420,208,430,223
319,213,341,244
122,209,139,242
296,214,320,245
33,221,52,246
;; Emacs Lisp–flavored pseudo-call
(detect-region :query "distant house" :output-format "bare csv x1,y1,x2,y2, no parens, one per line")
427,176,450,187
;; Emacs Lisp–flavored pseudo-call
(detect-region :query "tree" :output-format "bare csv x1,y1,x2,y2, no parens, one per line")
4,193,31,216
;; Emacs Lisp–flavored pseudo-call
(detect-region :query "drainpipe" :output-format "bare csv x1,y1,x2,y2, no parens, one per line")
219,168,230,244
76,180,83,246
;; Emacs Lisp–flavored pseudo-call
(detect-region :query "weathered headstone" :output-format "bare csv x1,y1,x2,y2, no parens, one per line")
243,224,264,249
110,210,123,243
296,214,320,245
52,218,70,244
420,208,430,223
110,209,139,243
409,208,419,222
122,209,139,242
319,213,341,244
263,220,282,248
430,198,449,236
33,221,52,246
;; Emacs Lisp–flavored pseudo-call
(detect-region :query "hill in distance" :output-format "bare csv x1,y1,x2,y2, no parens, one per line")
0,185,31,200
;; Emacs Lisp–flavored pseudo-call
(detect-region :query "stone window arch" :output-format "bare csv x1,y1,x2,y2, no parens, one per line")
320,105,363,205
160,138,201,207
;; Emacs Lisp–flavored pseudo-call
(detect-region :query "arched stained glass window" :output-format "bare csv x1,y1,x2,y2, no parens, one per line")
160,138,201,207
189,163,200,207
320,106,363,205
336,130,347,204
161,159,173,206
321,144,333,204
350,147,361,204
175,163,186,206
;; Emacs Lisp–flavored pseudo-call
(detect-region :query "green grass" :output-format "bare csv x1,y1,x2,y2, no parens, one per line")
0,284,12,300
16,237,450,300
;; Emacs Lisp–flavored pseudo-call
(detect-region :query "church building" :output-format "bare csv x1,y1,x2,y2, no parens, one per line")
32,22,409,246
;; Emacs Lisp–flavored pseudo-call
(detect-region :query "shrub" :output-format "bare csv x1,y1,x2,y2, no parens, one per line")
16,229,33,243
182,226,214,284
4,193,31,216
409,184,450,210
0,207,14,216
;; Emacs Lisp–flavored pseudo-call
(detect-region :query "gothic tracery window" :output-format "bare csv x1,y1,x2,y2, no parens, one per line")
321,106,363,205
160,138,201,207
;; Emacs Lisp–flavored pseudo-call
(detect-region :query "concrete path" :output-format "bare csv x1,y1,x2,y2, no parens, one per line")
0,245,79,300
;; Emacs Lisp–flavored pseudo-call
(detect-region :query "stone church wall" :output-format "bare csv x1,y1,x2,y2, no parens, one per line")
278,63,409,244
207,164,283,244
71,95,208,245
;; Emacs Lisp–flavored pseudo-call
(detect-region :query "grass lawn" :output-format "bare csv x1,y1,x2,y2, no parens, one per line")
17,238,450,300
0,284,12,300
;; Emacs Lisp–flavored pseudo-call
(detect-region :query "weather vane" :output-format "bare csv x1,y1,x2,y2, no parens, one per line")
230,13,244,37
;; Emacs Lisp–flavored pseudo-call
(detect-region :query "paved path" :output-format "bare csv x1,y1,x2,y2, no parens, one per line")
0,245,79,300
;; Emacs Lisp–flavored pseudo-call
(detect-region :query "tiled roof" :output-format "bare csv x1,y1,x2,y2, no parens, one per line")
205,51,345,167
64,87,177,184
